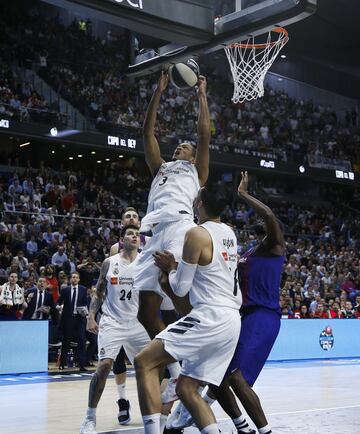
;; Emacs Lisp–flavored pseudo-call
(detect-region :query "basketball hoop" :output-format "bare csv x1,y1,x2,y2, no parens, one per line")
224,27,289,103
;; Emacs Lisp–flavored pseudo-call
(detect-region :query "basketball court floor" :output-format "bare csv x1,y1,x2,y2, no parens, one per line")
1,358,359,434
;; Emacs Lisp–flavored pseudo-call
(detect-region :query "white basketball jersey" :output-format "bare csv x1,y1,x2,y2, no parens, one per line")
189,221,242,310
140,160,200,232
102,253,139,322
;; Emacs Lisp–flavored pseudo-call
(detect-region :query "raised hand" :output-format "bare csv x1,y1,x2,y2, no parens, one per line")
238,171,249,196
197,75,207,97
156,70,169,93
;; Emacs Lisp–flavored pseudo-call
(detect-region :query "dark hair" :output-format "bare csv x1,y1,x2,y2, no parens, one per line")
121,207,138,219
200,184,227,218
121,224,139,238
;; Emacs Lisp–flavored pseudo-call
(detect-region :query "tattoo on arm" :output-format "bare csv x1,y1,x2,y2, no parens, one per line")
89,295,103,317
90,259,110,316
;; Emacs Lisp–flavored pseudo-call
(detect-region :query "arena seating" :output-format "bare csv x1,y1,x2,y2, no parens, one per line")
0,156,359,325
0,5,359,169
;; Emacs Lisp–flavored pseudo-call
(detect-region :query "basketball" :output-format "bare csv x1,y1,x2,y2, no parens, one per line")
169,59,199,89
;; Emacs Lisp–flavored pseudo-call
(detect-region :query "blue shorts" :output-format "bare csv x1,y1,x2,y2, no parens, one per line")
226,307,281,386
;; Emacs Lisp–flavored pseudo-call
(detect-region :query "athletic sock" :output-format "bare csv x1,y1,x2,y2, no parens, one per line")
86,407,96,421
258,425,272,434
143,413,161,434
117,383,127,400
160,414,168,434
203,391,216,406
232,415,253,433
200,423,220,434
167,362,181,378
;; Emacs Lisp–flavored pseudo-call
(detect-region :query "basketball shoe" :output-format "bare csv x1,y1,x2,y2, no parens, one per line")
117,398,131,424
79,418,97,434
166,401,194,429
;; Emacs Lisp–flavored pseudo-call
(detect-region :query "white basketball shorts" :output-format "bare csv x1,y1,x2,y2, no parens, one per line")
157,304,241,386
97,314,150,363
133,219,196,299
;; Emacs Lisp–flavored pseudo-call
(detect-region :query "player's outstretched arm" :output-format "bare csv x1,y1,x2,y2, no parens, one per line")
195,76,210,186
143,71,167,176
237,171,285,251
87,259,110,333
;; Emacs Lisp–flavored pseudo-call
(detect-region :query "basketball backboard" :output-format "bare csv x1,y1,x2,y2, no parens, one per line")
127,0,317,77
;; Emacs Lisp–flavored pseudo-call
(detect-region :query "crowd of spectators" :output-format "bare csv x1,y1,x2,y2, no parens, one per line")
0,2,359,169
0,155,359,326
0,62,66,125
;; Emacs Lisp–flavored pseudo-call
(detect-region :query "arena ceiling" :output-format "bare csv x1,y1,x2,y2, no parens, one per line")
285,0,360,75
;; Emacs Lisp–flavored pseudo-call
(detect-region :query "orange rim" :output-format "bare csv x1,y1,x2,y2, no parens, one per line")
226,27,288,49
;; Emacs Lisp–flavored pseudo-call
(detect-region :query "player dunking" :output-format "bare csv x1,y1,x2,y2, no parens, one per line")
80,225,150,434
134,71,210,402
135,183,242,434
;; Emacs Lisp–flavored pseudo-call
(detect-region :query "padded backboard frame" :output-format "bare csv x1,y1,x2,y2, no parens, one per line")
127,0,317,77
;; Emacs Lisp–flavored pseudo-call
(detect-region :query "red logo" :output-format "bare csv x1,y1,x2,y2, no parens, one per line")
221,251,229,261
111,277,118,284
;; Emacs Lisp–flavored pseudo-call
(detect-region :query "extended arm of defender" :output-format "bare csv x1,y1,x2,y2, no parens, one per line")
143,72,167,176
195,76,210,186
238,171,284,249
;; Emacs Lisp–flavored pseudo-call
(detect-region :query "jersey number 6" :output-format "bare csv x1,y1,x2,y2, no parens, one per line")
233,267,240,296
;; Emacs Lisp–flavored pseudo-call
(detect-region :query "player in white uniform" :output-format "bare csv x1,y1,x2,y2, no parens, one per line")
80,225,150,434
109,207,177,424
134,71,210,402
134,184,242,434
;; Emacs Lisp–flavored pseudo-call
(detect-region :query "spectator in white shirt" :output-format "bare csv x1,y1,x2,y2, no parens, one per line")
51,246,68,270
26,235,38,258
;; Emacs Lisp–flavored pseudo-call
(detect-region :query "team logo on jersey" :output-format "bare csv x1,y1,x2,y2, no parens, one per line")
221,251,229,261
111,277,118,284
100,348,105,356
319,326,334,351
223,238,235,248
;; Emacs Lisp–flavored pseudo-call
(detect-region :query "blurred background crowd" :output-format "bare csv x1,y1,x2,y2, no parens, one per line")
0,0,359,370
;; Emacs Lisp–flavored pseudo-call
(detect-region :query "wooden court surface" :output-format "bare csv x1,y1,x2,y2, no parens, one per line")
1,360,360,434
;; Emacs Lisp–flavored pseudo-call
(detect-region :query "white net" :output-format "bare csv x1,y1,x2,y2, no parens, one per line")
224,28,289,103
